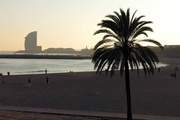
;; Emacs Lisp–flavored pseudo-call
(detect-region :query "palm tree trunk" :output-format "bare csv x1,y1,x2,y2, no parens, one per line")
125,60,132,120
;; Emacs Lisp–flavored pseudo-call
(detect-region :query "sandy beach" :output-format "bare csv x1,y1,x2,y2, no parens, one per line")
0,57,179,119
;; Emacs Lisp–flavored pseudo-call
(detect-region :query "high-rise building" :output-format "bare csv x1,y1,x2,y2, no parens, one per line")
24,31,42,52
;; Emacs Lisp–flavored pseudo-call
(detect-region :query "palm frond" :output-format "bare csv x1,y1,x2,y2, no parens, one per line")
119,57,125,77
130,9,138,24
97,20,120,35
129,20,152,38
106,14,120,25
93,39,114,50
130,53,140,74
94,29,113,35
133,26,153,38
140,39,164,49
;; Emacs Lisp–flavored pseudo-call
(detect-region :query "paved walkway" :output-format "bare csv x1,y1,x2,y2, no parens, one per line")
0,105,179,120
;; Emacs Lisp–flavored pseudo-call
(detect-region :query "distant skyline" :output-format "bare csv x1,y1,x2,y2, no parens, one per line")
0,0,180,51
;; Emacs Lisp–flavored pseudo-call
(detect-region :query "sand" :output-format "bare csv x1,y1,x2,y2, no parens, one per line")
0,110,94,120
0,57,179,119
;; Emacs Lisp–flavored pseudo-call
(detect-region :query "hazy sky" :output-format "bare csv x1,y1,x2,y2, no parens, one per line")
0,0,179,51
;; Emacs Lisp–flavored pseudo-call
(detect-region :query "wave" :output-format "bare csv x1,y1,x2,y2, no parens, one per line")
16,70,46,74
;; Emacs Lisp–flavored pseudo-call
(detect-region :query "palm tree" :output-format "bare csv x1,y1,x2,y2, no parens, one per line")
92,8,163,120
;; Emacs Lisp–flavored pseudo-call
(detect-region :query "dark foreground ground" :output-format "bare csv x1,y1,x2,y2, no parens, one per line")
0,58,179,119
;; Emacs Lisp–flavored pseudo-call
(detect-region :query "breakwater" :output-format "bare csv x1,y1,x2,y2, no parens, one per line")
0,54,91,59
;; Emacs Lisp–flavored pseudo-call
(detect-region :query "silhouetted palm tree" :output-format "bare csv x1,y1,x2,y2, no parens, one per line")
92,8,163,120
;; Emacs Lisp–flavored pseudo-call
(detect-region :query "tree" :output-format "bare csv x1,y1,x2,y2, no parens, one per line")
92,8,163,120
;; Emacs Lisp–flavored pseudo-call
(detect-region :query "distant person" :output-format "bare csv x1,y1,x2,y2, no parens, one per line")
174,72,177,78
2,77,5,84
46,77,49,84
2,80,4,84
28,78,31,86
175,67,176,71
175,67,179,71
158,68,160,73
45,69,47,74
7,72,10,75
170,73,174,78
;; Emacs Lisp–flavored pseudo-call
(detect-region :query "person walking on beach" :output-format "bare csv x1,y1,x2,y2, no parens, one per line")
174,72,176,78
2,80,4,84
158,68,160,73
46,77,49,84
171,73,174,78
28,78,31,86
7,72,10,75
2,76,5,84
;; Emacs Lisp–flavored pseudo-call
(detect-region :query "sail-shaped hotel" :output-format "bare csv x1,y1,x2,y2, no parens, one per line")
24,31,42,52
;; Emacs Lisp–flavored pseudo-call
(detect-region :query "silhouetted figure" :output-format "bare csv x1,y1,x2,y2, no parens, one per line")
7,72,10,75
175,67,179,71
28,78,31,84
170,73,177,78
46,77,49,84
45,69,47,74
170,73,174,78
158,68,160,73
2,77,5,84
174,72,176,78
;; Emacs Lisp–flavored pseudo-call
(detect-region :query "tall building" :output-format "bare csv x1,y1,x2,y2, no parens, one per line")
24,31,42,52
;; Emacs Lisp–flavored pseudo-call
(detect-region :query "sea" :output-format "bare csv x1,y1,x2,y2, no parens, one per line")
0,52,167,75
0,58,95,75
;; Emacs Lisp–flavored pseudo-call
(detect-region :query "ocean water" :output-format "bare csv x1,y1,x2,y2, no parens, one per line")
0,58,167,75
0,58,94,75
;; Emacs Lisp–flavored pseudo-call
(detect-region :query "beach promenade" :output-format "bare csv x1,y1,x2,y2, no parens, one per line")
0,58,179,119
0,106,180,120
